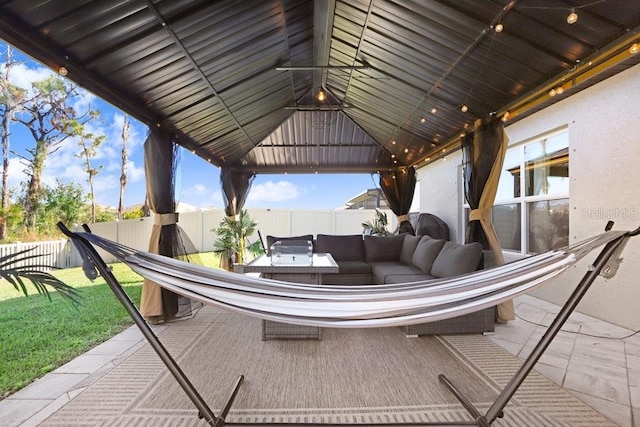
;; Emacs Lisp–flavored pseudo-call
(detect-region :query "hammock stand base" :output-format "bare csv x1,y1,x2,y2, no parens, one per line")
59,222,638,427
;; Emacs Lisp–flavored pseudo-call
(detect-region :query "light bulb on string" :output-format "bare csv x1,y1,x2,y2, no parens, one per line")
630,43,640,55
567,9,578,24
494,23,504,33
461,104,468,113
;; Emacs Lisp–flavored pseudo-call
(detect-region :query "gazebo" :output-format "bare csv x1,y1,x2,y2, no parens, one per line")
1,0,639,320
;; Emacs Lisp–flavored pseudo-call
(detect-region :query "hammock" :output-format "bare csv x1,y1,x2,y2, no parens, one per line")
58,222,638,427
76,227,625,328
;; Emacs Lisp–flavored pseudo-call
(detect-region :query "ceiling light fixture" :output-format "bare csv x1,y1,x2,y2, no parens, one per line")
567,9,578,24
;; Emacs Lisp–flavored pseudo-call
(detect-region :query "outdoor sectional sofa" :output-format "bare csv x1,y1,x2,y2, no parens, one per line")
266,233,496,336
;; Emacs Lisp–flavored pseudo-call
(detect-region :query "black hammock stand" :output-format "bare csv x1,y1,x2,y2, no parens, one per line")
58,221,639,427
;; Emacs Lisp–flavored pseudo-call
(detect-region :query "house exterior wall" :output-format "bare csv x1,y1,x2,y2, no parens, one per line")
416,153,463,244
416,62,640,330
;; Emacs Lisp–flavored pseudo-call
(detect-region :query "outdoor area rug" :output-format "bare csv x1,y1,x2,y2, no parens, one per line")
42,305,615,426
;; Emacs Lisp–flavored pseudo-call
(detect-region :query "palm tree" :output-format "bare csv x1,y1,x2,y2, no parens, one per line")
212,209,264,271
1,248,80,304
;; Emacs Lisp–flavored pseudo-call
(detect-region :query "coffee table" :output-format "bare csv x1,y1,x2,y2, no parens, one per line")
235,253,339,340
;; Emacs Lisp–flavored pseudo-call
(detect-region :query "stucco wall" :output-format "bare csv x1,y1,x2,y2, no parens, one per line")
417,63,640,330
416,152,463,244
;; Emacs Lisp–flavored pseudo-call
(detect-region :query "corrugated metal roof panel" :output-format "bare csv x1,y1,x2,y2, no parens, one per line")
0,0,638,173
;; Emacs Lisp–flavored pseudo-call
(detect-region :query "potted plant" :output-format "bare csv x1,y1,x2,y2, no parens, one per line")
212,209,264,271
362,209,390,236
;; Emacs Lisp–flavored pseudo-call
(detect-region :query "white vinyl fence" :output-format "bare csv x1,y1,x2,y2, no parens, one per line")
1,208,396,269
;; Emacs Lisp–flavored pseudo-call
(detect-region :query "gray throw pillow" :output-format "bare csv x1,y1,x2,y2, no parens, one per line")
400,234,421,265
431,241,483,278
411,236,446,274
364,234,406,262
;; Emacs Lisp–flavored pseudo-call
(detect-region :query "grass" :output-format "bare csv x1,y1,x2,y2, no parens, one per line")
0,252,220,399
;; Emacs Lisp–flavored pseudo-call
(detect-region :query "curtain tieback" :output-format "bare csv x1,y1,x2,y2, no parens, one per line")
469,208,490,223
397,214,410,222
154,212,179,225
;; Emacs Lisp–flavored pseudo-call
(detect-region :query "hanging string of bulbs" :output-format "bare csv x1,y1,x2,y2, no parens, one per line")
387,0,639,166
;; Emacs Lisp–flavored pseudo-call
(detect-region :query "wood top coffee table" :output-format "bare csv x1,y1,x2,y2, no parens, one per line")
235,253,339,340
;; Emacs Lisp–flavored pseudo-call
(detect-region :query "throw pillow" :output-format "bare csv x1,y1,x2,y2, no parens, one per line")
364,234,406,262
399,234,421,264
431,241,483,278
411,236,446,274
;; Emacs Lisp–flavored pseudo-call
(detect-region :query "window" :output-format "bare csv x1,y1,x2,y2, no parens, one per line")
462,129,569,254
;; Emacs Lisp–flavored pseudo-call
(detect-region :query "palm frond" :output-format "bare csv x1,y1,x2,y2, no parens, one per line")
1,248,81,306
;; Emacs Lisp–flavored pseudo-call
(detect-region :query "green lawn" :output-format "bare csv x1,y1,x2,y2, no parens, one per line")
0,252,219,399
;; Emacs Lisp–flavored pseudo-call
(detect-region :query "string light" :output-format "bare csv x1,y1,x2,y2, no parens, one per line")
316,89,326,102
431,107,437,114
420,116,427,123
494,23,504,33
631,43,640,55
567,9,578,24
461,104,468,113
58,66,68,76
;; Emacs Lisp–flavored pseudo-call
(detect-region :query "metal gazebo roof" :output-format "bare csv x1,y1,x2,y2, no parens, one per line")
1,0,639,174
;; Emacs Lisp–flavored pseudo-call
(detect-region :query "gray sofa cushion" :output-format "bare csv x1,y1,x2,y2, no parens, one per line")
364,234,405,262
370,262,422,285
400,234,421,265
384,273,435,284
316,234,365,262
431,241,483,278
335,260,371,275
412,236,446,274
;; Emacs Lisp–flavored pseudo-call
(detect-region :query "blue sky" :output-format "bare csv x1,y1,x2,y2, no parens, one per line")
1,42,378,211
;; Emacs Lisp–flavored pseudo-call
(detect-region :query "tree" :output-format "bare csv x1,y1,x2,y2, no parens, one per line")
14,76,95,231
0,46,25,240
42,180,87,229
212,209,263,270
76,126,105,223
118,115,130,220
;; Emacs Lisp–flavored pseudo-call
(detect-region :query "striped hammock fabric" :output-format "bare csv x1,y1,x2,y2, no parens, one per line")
77,230,628,328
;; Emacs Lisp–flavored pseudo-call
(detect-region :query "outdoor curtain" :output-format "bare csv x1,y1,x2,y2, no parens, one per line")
218,168,256,270
379,166,416,234
462,117,514,321
221,168,255,217
139,128,194,322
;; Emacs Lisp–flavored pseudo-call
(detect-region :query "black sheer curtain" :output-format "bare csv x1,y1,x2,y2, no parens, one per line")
220,168,255,217
379,166,416,234
139,128,192,322
462,117,514,321
218,168,255,270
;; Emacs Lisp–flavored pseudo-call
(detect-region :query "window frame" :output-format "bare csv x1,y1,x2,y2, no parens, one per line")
459,127,569,256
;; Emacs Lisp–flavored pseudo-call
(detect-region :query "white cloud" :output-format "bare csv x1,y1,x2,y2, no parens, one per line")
1,62,54,91
247,180,299,203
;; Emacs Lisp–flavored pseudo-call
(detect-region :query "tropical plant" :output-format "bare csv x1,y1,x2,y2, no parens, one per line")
0,248,80,305
212,209,263,270
362,208,390,236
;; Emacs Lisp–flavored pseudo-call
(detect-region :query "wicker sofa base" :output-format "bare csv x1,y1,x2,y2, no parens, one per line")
403,306,496,337
262,320,322,340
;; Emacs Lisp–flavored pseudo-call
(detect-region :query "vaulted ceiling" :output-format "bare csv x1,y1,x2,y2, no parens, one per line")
1,0,639,174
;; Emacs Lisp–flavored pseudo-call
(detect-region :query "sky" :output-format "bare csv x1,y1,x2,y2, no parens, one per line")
1,42,378,211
